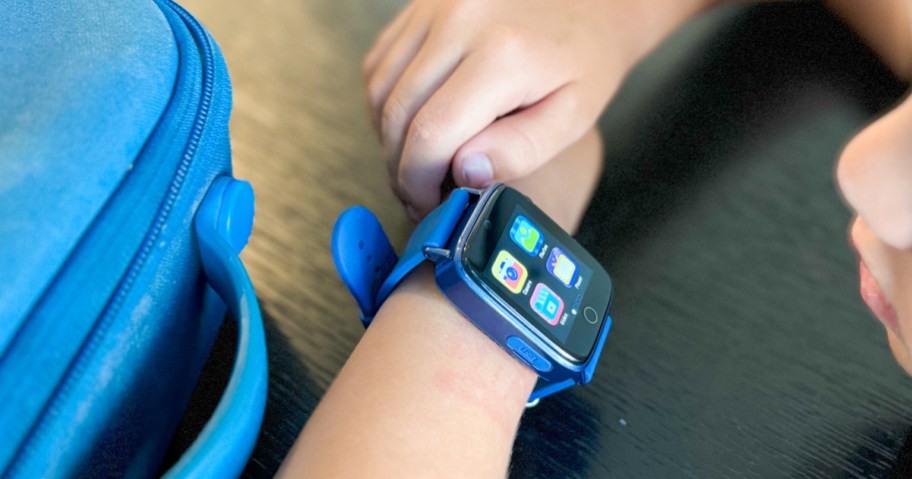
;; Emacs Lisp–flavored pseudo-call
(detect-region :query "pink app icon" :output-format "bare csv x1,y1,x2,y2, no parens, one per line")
530,283,564,325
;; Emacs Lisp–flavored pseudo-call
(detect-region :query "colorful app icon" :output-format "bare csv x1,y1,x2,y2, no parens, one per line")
510,215,543,255
491,250,528,294
530,283,564,325
547,247,578,287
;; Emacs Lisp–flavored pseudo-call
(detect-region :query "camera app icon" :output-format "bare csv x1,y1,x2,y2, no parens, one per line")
491,250,528,294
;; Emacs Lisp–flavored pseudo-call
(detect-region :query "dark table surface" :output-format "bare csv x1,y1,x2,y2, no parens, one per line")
179,0,912,476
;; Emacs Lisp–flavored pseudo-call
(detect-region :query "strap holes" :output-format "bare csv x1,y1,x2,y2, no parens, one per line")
358,240,364,250
367,253,373,262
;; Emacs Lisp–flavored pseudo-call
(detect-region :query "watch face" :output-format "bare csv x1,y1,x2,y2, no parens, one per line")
462,186,613,363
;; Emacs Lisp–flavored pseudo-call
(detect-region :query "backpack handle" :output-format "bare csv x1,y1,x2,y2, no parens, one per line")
164,177,267,478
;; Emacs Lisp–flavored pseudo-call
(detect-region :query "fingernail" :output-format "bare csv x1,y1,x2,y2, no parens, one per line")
462,154,493,186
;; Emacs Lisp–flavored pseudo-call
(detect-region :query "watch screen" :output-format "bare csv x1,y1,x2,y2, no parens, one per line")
463,187,613,362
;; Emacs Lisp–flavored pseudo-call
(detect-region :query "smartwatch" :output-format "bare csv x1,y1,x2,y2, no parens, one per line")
331,184,613,405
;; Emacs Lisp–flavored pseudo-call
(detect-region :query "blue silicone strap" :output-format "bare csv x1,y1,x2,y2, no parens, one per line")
526,314,613,403
331,206,398,324
332,189,471,325
374,190,471,312
165,177,267,479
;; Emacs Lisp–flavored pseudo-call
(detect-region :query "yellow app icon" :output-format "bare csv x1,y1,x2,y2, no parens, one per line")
491,250,528,294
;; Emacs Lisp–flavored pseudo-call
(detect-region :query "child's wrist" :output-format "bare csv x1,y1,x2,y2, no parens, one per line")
373,264,539,409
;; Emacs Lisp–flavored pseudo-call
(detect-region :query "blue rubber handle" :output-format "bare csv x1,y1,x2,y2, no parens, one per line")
164,177,267,479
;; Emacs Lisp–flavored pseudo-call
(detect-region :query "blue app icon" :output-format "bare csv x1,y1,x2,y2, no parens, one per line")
510,215,543,255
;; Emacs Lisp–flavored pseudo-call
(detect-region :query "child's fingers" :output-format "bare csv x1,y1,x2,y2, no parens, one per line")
379,35,463,182
363,4,415,79
365,15,429,134
451,84,596,190
394,49,561,217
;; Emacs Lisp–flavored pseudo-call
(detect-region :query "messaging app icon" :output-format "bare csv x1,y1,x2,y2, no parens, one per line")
491,250,528,294
509,215,543,255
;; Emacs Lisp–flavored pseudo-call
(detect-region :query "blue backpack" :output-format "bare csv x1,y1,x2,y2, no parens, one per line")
0,0,267,477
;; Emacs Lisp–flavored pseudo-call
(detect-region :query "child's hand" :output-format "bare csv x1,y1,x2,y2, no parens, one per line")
363,0,654,219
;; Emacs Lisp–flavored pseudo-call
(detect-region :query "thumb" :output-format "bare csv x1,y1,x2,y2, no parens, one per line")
452,85,593,188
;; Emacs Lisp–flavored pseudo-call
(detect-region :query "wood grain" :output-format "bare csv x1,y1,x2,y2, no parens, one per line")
178,0,912,476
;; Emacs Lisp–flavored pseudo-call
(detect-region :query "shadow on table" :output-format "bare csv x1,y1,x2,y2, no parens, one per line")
241,303,323,477
511,392,602,478
578,2,905,264
887,427,912,478
799,425,912,478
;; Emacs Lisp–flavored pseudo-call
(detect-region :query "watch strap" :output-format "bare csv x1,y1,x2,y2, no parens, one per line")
331,189,471,326
331,205,398,325
374,189,471,310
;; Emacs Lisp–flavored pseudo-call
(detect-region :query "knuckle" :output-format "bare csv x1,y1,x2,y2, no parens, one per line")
486,27,527,60
409,110,445,146
381,96,408,139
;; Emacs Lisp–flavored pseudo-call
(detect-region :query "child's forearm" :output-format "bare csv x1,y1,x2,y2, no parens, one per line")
278,263,536,478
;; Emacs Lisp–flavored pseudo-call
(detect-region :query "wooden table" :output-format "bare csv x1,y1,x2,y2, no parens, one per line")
179,0,912,476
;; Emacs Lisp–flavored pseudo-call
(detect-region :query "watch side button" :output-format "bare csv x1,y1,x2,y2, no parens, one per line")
506,336,552,373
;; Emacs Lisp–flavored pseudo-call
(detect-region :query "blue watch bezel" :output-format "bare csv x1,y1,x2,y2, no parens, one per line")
431,186,612,401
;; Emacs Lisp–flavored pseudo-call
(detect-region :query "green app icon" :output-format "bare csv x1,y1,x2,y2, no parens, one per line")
510,216,543,255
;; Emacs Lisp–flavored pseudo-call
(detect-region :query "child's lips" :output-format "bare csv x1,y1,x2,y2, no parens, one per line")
859,260,900,334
